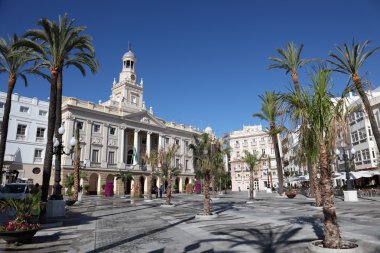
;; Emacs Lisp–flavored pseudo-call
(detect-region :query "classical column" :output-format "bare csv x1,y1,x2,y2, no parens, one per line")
133,129,140,165
147,131,152,158
118,125,125,168
158,134,162,151
85,120,93,163
101,123,109,168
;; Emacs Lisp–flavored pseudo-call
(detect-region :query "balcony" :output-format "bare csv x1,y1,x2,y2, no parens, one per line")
36,137,45,143
90,162,101,167
16,135,26,141
34,157,43,163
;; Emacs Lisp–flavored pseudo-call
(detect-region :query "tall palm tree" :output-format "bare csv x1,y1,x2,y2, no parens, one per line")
243,150,260,201
328,40,380,151
147,150,160,200
22,14,99,202
253,91,285,195
284,86,322,206
115,170,133,196
268,41,313,94
0,35,37,184
158,144,179,205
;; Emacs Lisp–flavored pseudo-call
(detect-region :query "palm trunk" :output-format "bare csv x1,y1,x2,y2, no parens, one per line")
52,71,63,198
292,71,301,95
42,69,58,202
203,171,212,215
73,123,80,201
271,124,284,195
319,143,342,248
211,175,216,198
0,75,16,184
165,169,172,205
147,175,152,200
307,159,314,197
312,163,322,206
249,172,254,200
354,78,380,153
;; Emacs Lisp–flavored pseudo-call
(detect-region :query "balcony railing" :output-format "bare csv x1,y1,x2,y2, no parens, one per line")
90,162,101,167
34,157,43,163
36,137,45,143
16,135,26,141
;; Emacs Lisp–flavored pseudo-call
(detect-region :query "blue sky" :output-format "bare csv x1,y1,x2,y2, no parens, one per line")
1,0,380,136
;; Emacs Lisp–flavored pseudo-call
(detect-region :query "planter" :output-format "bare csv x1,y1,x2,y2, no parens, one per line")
65,200,76,206
286,192,297,198
0,229,39,243
308,240,360,253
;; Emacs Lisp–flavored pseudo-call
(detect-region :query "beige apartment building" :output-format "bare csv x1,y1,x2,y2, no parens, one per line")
229,125,282,192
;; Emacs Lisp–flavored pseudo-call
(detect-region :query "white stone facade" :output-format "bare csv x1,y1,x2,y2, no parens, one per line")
0,92,50,184
60,49,199,195
229,125,282,192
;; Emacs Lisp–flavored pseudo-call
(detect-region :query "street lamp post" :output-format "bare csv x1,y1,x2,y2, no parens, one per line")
51,126,77,200
335,146,355,190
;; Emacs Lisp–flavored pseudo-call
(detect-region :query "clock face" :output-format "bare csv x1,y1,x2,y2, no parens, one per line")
131,74,136,81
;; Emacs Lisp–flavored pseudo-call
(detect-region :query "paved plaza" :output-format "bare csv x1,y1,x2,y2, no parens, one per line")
1,192,380,253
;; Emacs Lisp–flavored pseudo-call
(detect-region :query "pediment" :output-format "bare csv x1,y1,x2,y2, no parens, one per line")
123,111,166,128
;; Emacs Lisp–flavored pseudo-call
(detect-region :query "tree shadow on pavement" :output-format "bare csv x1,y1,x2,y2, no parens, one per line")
286,216,323,239
183,224,314,253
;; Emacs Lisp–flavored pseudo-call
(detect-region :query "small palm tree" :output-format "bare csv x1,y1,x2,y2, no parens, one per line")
115,170,133,196
158,144,179,205
0,35,37,184
328,40,380,152
268,41,313,94
253,91,285,195
243,150,260,201
21,13,99,201
147,150,160,200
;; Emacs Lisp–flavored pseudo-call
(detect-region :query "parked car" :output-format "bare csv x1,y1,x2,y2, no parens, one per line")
0,183,35,200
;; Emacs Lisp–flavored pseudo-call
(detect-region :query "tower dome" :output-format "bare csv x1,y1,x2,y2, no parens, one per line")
205,126,213,135
123,49,136,60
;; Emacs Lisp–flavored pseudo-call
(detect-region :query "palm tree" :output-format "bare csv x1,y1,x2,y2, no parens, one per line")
158,144,179,205
147,150,160,200
284,87,322,206
328,40,380,151
268,41,313,94
243,150,260,201
22,14,99,202
115,170,133,196
0,35,37,184
190,133,224,215
288,66,346,248
253,91,285,195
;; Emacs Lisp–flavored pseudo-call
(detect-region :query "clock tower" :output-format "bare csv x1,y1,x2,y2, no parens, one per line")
110,46,144,111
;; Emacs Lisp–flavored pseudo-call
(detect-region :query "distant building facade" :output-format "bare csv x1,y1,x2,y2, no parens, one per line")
0,92,50,184
60,49,200,195
229,125,282,192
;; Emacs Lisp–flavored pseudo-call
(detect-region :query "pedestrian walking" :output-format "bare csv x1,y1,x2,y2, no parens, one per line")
155,186,159,198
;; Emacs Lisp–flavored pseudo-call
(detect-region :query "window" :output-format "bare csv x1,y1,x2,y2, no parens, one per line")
175,158,180,168
372,148,376,158
362,149,370,161
39,110,47,116
109,127,116,135
175,139,180,145
108,151,115,164
32,167,41,174
355,111,364,120
131,95,137,104
34,149,43,163
36,127,45,142
355,151,362,162
77,121,84,130
16,124,27,140
351,131,359,143
165,137,170,144
358,128,367,140
271,148,275,154
19,106,29,113
0,102,4,109
185,159,189,170
92,150,99,162
349,112,356,123
93,124,101,133
262,149,266,155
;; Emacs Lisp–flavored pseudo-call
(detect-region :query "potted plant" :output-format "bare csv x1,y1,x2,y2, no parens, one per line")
0,192,41,243
83,185,90,195
285,185,297,199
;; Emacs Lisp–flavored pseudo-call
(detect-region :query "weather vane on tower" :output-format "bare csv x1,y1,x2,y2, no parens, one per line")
128,42,133,51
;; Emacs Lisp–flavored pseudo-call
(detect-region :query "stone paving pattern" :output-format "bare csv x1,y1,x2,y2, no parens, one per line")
1,192,380,253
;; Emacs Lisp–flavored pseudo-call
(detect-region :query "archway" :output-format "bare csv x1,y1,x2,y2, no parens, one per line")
151,176,157,194
139,176,145,196
175,177,180,193
185,177,189,186
105,174,114,196
89,173,99,195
